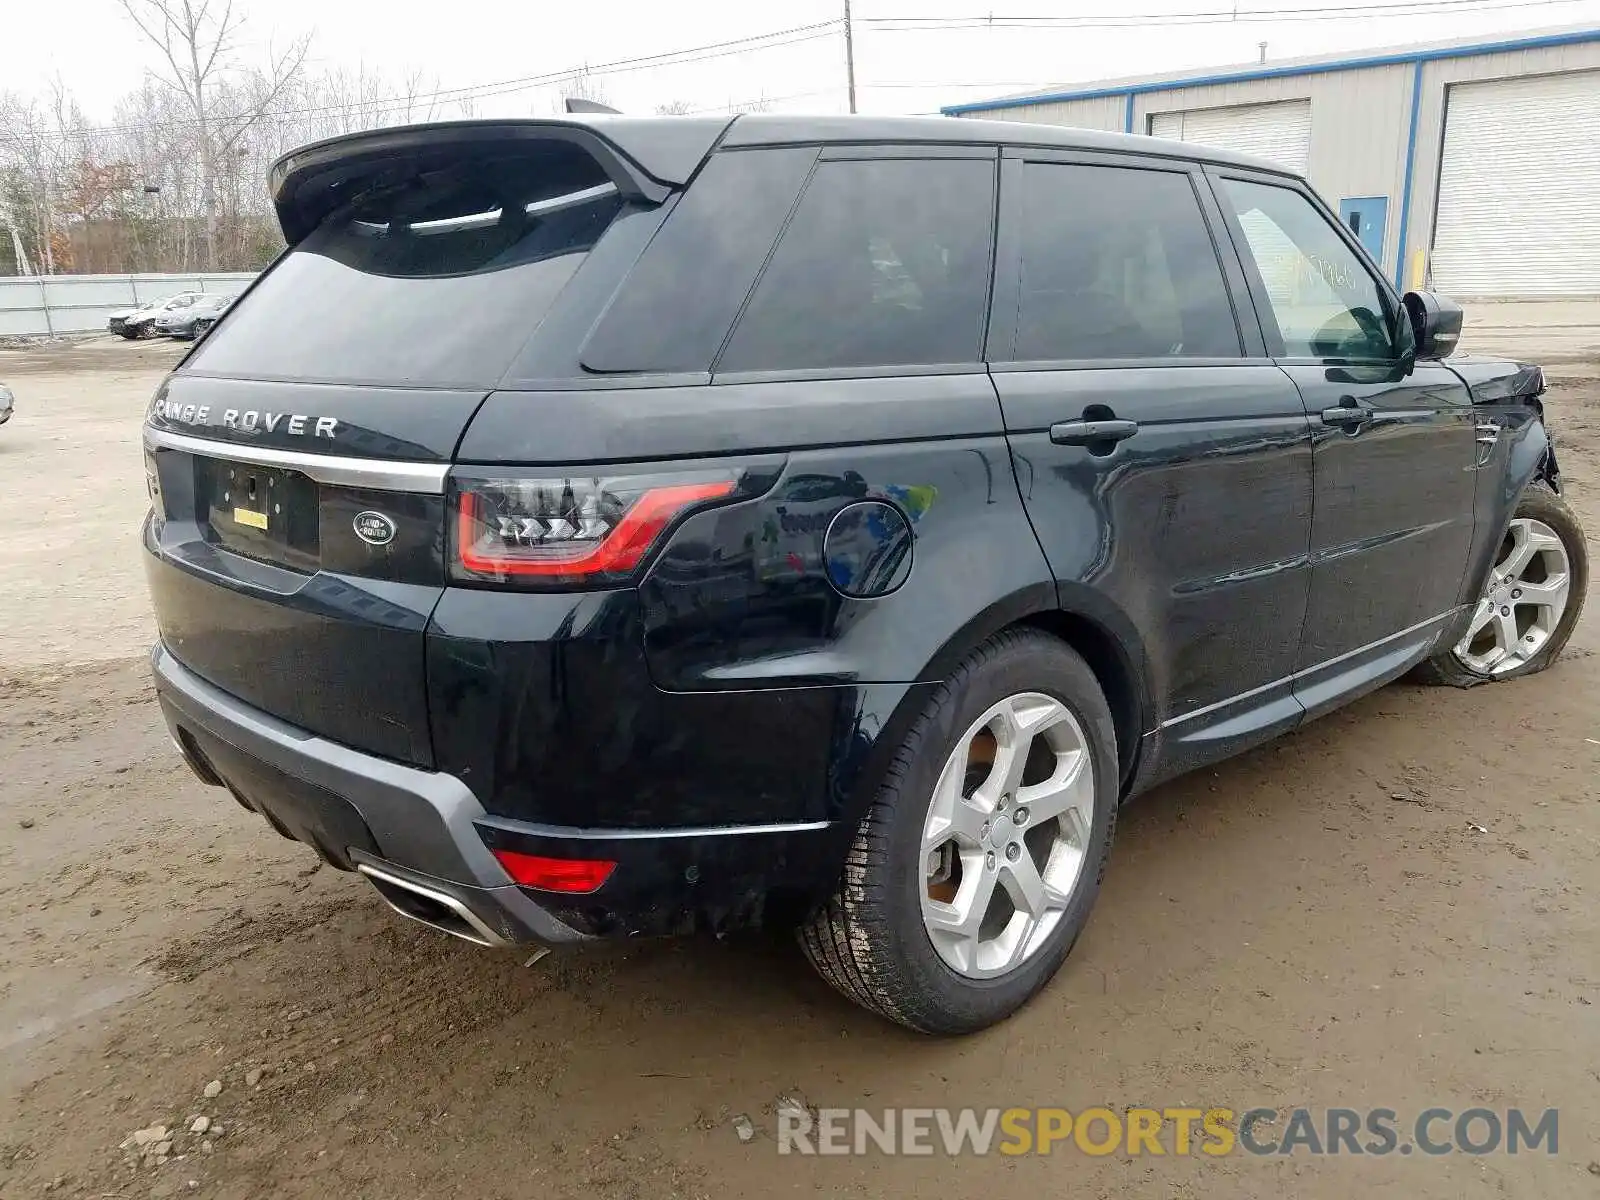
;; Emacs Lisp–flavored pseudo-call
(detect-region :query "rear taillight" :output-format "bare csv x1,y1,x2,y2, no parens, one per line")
450,471,739,587
491,849,616,893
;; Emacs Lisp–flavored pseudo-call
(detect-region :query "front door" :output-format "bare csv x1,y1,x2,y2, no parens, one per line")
1210,170,1477,711
988,150,1314,774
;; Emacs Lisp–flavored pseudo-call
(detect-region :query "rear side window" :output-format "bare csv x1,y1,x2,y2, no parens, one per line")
580,147,817,375
716,156,996,374
1012,162,1240,361
191,143,622,387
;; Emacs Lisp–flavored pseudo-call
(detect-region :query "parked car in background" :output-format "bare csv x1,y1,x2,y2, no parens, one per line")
140,114,1588,1035
155,293,234,340
109,293,204,339
0,383,12,427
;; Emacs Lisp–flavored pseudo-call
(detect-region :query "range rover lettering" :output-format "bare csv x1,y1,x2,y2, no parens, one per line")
141,115,1587,1034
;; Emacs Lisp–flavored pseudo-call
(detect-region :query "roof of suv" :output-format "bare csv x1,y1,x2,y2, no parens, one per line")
270,112,1290,201
719,113,1291,176
268,112,1290,243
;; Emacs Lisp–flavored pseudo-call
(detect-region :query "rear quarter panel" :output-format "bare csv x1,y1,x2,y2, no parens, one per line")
459,374,1061,690
440,373,1064,839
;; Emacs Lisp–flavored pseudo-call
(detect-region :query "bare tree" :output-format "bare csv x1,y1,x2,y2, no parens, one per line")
0,25,526,275
0,82,90,273
117,0,310,268
654,99,695,115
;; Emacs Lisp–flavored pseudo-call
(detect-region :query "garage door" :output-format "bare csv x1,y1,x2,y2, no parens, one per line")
1432,71,1600,297
1149,100,1311,173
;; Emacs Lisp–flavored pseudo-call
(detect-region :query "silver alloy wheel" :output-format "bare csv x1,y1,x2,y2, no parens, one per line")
920,692,1095,979
1453,517,1572,676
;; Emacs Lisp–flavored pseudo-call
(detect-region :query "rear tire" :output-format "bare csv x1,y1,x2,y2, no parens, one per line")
799,629,1118,1034
1414,481,1587,687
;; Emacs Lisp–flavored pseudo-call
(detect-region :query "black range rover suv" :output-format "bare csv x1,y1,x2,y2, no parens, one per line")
143,114,1587,1033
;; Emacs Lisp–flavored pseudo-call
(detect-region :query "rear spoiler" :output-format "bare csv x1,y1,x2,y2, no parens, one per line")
268,117,732,245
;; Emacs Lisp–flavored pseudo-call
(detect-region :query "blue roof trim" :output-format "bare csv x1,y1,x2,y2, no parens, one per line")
941,26,1600,114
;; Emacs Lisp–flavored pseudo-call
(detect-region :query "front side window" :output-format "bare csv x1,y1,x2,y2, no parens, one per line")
1012,162,1240,361
716,156,996,374
1220,178,1395,361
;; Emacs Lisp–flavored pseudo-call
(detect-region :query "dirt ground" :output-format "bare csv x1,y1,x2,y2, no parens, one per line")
2,334,1599,1199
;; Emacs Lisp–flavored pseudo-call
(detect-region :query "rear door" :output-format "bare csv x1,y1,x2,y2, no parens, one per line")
1207,169,1477,707
143,135,636,765
988,148,1314,773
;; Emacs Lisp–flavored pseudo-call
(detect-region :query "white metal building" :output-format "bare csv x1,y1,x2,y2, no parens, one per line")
943,27,1600,299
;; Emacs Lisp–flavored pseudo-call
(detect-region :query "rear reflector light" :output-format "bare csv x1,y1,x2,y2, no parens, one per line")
491,849,616,894
451,472,738,586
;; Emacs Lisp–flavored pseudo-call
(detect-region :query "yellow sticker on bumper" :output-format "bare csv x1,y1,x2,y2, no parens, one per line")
233,506,269,531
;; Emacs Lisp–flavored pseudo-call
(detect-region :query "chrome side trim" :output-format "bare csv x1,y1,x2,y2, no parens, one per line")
143,427,450,494
475,817,834,842
524,181,619,218
356,862,509,948
1160,608,1459,730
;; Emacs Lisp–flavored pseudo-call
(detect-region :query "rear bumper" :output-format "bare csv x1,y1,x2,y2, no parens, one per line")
152,643,845,942
154,643,587,945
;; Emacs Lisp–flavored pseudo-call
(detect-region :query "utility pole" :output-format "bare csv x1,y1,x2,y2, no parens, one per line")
843,0,858,114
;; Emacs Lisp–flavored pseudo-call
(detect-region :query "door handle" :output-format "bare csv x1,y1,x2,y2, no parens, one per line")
1319,397,1374,428
1049,418,1139,447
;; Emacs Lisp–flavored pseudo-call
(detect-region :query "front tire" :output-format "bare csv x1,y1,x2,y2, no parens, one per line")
799,629,1118,1034
1415,481,1588,687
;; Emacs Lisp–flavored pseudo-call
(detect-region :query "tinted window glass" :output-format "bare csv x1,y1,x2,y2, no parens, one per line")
581,147,817,374
717,157,995,373
192,146,621,387
1013,163,1239,361
1221,178,1395,361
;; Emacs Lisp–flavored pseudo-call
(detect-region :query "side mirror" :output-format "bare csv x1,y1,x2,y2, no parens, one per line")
1402,290,1463,359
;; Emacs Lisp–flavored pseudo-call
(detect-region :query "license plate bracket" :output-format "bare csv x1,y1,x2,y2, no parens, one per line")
197,458,320,572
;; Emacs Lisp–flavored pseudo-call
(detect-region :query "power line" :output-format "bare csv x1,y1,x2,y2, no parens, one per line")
4,0,1588,149
861,0,1587,29
686,88,839,115
0,20,842,148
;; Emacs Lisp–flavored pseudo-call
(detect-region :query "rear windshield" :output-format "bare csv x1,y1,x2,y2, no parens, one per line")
190,145,622,387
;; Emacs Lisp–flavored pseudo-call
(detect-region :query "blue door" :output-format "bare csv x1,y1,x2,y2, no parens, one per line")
1338,196,1389,268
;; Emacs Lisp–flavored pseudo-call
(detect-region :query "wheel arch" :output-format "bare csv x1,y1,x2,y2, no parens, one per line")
1016,608,1147,791
805,585,1155,926
1507,415,1553,501
1462,415,1555,607
909,583,1153,793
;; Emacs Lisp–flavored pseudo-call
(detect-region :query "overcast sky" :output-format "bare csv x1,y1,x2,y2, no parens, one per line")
9,0,1600,123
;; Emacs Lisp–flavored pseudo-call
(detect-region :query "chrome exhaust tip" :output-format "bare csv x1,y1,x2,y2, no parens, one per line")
356,862,509,948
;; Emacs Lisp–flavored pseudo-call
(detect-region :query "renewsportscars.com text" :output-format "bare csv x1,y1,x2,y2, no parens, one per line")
777,1106,1558,1157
